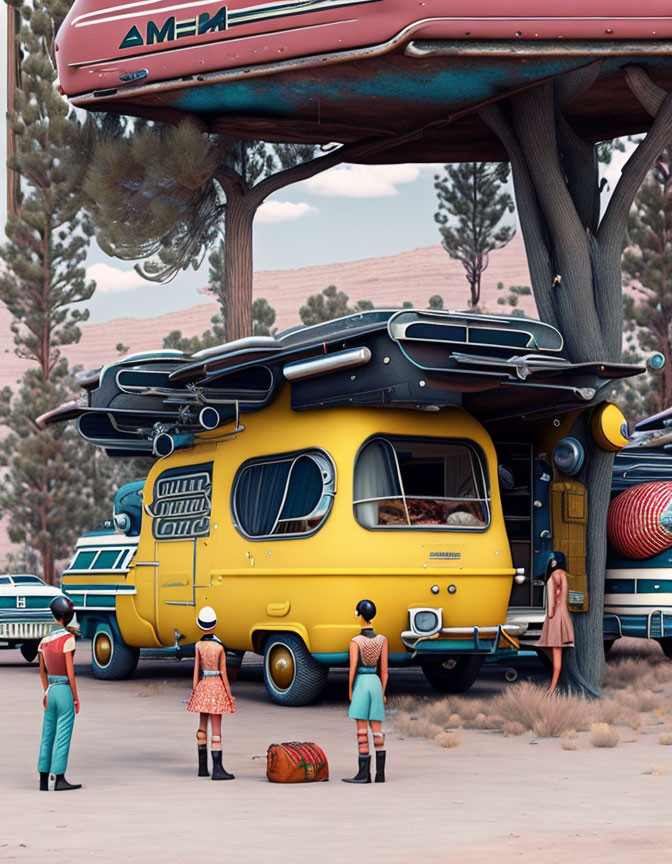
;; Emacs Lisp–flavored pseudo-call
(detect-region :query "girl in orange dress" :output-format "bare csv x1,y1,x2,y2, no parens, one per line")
537,553,575,695
187,606,235,780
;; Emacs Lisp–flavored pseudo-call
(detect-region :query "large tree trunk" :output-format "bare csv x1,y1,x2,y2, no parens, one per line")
224,190,254,341
479,69,672,695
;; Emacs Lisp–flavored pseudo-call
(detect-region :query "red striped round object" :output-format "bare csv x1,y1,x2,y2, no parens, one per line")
608,482,672,559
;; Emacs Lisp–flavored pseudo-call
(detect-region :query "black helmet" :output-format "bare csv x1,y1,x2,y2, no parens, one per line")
355,599,376,623
49,595,74,626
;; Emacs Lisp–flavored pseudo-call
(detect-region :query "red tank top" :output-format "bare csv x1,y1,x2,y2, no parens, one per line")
38,629,75,676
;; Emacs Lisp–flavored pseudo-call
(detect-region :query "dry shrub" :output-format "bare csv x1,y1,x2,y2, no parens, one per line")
604,657,657,691
632,689,665,713
420,697,491,729
595,695,642,730
388,694,422,714
590,723,619,748
492,681,593,737
561,731,578,751
394,712,442,739
502,721,526,737
436,730,461,749
658,733,672,745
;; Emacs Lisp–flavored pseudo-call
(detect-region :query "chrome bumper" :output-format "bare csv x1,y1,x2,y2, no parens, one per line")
0,620,59,641
401,623,525,652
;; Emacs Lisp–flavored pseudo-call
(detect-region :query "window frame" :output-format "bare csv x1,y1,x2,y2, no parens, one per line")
150,463,213,542
67,546,136,574
353,434,491,532
231,447,337,542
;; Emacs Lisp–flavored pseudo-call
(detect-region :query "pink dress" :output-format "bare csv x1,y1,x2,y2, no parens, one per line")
537,570,575,648
187,638,235,714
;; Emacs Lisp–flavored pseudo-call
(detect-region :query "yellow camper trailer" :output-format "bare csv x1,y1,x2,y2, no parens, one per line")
45,310,636,703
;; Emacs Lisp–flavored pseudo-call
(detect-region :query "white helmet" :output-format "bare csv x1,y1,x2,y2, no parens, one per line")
197,606,217,631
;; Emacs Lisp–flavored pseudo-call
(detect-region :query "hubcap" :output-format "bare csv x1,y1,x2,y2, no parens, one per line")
441,658,458,671
94,632,112,667
268,644,295,691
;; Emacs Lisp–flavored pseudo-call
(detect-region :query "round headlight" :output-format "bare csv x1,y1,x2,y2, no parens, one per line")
414,610,439,634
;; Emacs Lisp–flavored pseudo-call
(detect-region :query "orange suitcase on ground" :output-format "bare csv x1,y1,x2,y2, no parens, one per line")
266,742,329,783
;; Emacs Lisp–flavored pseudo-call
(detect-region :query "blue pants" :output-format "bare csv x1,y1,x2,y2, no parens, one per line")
38,677,75,775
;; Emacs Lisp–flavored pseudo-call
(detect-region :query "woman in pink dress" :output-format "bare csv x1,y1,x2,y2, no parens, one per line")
187,606,235,780
537,553,575,695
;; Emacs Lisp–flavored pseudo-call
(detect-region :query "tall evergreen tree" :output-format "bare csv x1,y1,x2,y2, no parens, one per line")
620,145,672,420
85,121,348,340
299,285,373,326
434,163,515,308
2,0,95,380
0,0,100,581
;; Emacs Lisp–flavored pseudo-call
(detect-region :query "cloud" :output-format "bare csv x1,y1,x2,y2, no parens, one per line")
256,200,317,224
305,164,421,198
86,262,146,294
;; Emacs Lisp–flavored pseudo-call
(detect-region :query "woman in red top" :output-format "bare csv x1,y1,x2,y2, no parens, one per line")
37,596,81,791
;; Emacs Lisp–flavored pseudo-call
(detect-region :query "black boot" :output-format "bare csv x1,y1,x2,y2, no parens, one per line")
39,772,49,791
342,754,371,784
51,773,81,791
211,751,234,781
374,750,386,783
198,745,210,777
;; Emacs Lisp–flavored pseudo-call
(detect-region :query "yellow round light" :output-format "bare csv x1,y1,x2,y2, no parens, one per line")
94,632,112,666
591,403,629,452
268,644,295,690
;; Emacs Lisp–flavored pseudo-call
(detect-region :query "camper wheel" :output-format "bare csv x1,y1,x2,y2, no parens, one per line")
420,655,483,693
263,633,328,706
656,638,672,660
91,621,140,680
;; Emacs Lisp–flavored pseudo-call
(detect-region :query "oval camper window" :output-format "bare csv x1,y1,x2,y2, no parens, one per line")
232,450,336,540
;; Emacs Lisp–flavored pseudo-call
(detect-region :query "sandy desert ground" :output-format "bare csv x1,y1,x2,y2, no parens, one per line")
2,643,672,864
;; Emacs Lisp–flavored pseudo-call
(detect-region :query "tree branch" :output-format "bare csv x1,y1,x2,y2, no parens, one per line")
213,165,247,197
598,92,672,248
246,145,345,211
554,109,600,234
510,84,588,255
625,65,667,117
478,102,558,328
554,62,602,111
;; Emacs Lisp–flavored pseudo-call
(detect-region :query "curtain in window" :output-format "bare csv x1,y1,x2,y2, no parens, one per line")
354,439,401,527
236,460,292,536
280,456,322,521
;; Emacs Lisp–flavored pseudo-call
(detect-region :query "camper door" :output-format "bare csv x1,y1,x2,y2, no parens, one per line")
149,464,213,631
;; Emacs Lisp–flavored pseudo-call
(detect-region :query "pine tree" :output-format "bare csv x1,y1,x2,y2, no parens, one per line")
620,145,672,420
0,365,87,582
0,0,101,581
299,286,373,326
163,299,277,351
1,0,95,379
434,163,515,308
252,299,277,336
496,282,532,317
85,120,347,340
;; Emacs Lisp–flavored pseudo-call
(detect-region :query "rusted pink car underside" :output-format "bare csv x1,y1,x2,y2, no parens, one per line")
55,0,672,159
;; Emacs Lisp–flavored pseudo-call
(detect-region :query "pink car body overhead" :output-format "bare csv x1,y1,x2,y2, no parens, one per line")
54,0,672,156
56,0,672,98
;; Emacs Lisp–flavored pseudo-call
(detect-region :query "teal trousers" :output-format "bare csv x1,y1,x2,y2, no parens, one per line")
38,678,75,775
